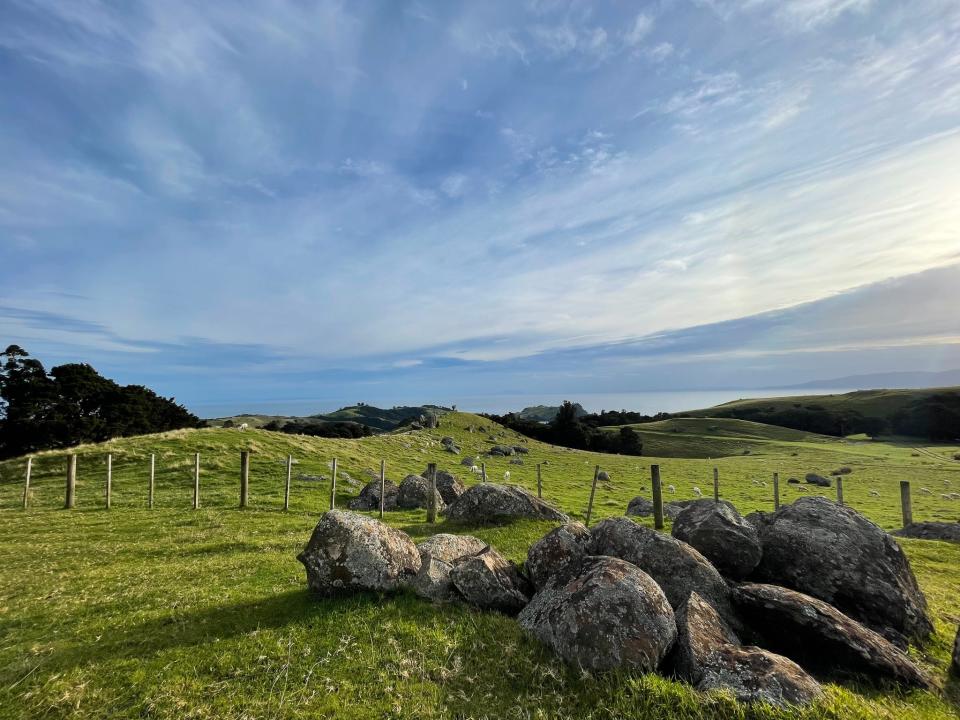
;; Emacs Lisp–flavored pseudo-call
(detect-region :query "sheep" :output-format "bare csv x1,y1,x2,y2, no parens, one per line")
693,486,703,497
941,493,951,500
503,471,511,482
470,465,481,474
760,481,768,488
920,487,933,495
237,422,249,431
668,484,676,493
869,489,880,497
796,485,808,492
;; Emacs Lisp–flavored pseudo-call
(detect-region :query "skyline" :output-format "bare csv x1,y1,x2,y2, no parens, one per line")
2,0,960,414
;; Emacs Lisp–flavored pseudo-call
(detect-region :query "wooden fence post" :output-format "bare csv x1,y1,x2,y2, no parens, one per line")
585,465,600,527
65,454,77,509
193,453,200,509
536,463,542,499
773,472,780,511
239,451,250,508
481,462,486,483
379,459,386,519
651,464,664,530
148,454,155,509
713,467,719,502
900,481,913,528
284,455,292,511
106,453,112,509
22,457,32,509
329,458,338,510
836,476,844,506
427,462,438,523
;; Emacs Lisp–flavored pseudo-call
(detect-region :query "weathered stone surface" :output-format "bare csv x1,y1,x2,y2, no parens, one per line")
449,546,531,613
422,467,466,505
625,497,695,520
444,483,569,523
407,533,488,603
589,517,737,629
805,473,832,487
734,583,934,689
751,497,933,644
674,593,822,708
348,479,399,511
526,522,592,590
672,500,762,579
397,474,446,511
893,522,960,542
518,556,677,672
489,444,515,456
297,510,420,595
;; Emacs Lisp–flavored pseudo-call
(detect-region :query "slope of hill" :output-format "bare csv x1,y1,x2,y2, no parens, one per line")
208,404,447,431
1,413,959,719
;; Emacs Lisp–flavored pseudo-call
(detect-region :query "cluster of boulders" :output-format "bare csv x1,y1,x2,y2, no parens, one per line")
298,496,946,708
440,436,461,454
349,467,467,512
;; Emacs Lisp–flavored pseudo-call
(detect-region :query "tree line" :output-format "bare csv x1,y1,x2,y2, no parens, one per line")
0,345,202,459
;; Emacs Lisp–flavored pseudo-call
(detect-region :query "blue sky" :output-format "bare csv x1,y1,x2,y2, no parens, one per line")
2,0,960,415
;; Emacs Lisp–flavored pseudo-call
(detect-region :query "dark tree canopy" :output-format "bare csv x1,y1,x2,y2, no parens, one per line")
0,345,202,458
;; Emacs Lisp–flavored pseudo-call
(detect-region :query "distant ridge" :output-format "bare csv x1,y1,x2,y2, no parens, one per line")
779,369,960,390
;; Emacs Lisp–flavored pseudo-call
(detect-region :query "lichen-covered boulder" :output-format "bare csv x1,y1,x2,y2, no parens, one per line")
421,467,466,505
518,556,676,672
589,517,738,629
672,500,761,579
526,522,591,590
893,522,960,542
673,592,822,708
397,474,446,511
297,510,420,595
348,479,399,511
449,546,531,614
444,483,569,523
407,533,488,603
751,497,933,644
733,583,934,689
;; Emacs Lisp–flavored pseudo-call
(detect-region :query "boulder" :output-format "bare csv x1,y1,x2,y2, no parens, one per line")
422,468,466,505
348,479,399,511
460,456,476,467
444,483,569,523
526,522,592,590
671,500,762,579
489,444,515,456
407,533,488,603
787,477,800,484
673,592,822,708
589,517,737,629
805,473,831,487
297,510,420,595
750,497,933,644
397,474,446,511
449,546,531,614
513,445,529,454
625,497,695,520
597,470,610,481
518,556,677,673
893,522,960,542
733,583,933,689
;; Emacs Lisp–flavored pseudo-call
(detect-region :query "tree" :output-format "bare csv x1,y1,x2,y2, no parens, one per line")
618,426,644,455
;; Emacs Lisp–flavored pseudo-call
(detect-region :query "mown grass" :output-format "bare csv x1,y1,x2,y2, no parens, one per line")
0,413,958,719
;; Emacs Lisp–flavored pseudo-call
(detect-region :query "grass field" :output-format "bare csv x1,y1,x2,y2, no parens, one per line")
1,413,959,719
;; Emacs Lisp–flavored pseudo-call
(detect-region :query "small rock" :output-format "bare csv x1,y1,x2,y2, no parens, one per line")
787,477,800,484
450,546,531,614
397,474,446,511
597,470,610,481
509,457,524,465
671,500,762,579
444,483,569,523
526,522,592,590
297,510,420,595
348,479,399,511
518,556,676,672
892,522,960,542
489,444,515,456
804,473,832,487
407,534,488,603
460,456,476,467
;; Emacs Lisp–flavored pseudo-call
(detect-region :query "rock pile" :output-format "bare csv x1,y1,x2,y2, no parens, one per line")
298,497,939,709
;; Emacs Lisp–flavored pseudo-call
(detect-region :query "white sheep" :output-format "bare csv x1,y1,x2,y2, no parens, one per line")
869,489,880,497
470,465,481,474
693,486,703,497
504,471,511,482
237,422,248,431
920,487,933,495
941,493,951,500
760,481,768,487
668,484,676,493
796,485,808,492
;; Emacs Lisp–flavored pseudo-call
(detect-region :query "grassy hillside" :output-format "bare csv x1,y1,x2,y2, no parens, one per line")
208,405,446,431
1,413,959,719
684,387,960,422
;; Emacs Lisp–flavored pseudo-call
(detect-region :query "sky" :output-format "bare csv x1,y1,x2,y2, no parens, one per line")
2,0,960,416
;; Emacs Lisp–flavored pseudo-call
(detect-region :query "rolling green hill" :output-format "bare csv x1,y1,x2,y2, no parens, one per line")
1,413,959,719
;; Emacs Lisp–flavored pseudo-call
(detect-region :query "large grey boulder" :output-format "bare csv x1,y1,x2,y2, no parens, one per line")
449,546,532,614
397,474,446,511
526,522,592,590
488,444,515,456
733,583,933,689
589,517,737,629
407,533,488,603
444,483,569,523
672,500,761,579
297,510,420,595
422,467,466,505
750,497,933,645
518,556,677,673
673,592,822,708
893,522,960,542
348,479,399,511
